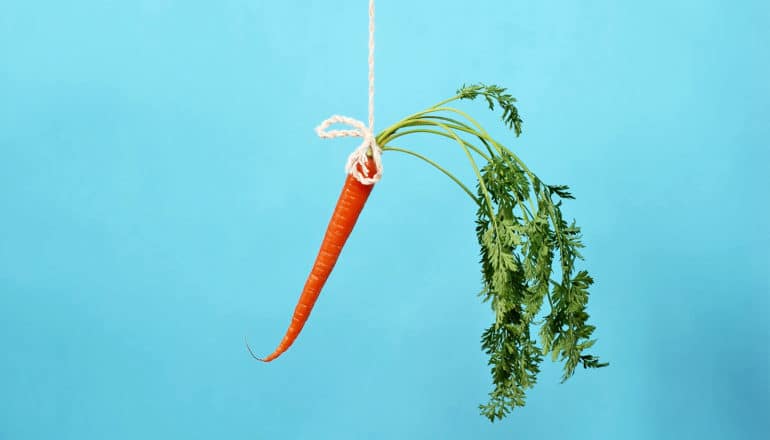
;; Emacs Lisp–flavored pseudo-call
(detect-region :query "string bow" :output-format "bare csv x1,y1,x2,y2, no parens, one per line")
315,115,382,185
315,0,380,186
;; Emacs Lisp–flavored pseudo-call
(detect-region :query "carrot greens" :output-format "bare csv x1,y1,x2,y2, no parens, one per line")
376,84,608,422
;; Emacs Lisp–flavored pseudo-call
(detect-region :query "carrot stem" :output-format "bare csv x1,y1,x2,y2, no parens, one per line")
423,119,500,236
381,145,480,205
385,126,491,161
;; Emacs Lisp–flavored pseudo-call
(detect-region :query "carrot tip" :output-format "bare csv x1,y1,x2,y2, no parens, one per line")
244,336,268,362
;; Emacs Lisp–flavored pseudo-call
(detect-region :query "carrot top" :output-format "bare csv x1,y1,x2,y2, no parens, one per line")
374,83,608,422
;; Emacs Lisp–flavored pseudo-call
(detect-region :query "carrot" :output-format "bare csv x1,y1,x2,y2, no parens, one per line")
248,156,378,362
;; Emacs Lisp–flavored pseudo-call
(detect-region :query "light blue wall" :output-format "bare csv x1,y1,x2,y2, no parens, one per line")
1,1,768,438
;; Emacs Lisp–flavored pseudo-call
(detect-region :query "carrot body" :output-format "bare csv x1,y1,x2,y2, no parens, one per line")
255,158,378,362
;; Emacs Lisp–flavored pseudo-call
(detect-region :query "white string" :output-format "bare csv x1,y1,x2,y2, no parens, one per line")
368,0,375,131
315,0,382,185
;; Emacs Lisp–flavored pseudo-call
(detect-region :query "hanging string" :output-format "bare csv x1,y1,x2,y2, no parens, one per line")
315,0,382,185
367,0,375,132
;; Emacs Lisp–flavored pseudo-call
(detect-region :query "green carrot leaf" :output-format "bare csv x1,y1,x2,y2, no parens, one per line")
377,84,607,422
457,83,524,136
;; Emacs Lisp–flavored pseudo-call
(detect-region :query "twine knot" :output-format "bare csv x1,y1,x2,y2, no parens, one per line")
316,115,383,185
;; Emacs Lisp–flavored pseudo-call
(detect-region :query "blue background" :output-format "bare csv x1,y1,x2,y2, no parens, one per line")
1,1,768,438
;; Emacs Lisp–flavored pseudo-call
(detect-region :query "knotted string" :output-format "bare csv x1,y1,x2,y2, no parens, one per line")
315,0,382,185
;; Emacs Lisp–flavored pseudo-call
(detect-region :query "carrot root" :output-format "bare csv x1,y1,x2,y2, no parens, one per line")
249,157,378,362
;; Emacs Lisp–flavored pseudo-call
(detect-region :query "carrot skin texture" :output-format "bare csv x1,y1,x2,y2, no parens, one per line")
258,158,378,362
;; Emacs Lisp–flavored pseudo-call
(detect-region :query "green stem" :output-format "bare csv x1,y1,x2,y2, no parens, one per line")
382,146,480,206
432,106,536,178
430,93,464,109
383,116,495,161
426,120,500,236
420,115,497,157
386,128,491,161
430,107,505,156
375,98,537,229
422,109,536,223
376,94,463,144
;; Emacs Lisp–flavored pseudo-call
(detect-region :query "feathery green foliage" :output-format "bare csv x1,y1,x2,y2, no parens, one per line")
376,84,607,422
457,83,523,136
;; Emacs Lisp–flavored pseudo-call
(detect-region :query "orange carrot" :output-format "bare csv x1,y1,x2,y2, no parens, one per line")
249,157,378,362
